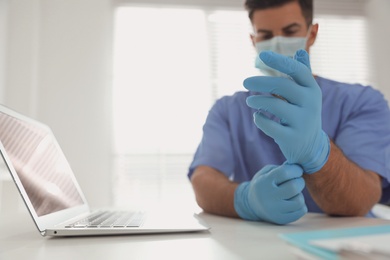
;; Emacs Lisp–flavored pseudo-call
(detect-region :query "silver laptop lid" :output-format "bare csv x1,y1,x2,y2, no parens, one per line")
0,105,90,234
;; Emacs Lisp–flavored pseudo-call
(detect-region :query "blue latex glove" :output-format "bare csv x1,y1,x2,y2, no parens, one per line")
234,163,307,225
243,50,330,174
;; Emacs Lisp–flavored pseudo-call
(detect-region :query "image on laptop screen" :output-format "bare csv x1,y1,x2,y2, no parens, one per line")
0,111,84,217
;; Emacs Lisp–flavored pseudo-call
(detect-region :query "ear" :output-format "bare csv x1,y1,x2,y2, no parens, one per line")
306,23,319,50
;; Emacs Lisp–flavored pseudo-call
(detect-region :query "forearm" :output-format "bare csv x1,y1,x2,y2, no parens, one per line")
190,165,239,218
304,140,382,216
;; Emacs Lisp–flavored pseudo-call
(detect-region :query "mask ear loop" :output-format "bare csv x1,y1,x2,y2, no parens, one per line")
289,25,311,61
306,25,313,37
303,24,313,49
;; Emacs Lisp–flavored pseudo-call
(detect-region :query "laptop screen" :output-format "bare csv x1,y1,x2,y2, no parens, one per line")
0,110,84,217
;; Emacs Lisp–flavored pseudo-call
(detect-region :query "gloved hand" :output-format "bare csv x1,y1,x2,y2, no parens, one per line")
234,163,307,225
243,49,330,174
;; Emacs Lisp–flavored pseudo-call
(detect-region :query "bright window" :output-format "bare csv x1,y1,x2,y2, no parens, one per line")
311,16,371,85
112,5,370,208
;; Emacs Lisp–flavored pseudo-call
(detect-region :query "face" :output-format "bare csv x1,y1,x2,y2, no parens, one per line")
250,1,318,51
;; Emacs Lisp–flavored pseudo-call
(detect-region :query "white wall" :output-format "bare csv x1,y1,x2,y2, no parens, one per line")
3,0,113,208
366,0,390,102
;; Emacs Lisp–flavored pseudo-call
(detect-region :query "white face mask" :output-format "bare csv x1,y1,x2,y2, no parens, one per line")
254,28,311,77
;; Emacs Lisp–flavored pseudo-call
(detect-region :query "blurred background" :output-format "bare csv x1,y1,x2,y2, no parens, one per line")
0,0,389,213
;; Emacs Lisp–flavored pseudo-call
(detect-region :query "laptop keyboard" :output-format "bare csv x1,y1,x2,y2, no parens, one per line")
65,211,145,228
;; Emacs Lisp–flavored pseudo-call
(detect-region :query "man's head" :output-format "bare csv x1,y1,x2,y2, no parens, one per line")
245,0,318,52
245,0,313,27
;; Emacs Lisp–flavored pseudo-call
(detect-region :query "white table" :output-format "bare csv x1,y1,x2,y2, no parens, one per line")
2,209,390,260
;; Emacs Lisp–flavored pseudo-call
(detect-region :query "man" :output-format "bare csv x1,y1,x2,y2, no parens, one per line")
188,0,390,225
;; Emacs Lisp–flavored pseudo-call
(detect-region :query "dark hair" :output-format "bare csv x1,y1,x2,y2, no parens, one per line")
244,0,313,26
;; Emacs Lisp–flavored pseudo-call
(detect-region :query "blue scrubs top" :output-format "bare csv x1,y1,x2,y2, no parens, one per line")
188,76,390,213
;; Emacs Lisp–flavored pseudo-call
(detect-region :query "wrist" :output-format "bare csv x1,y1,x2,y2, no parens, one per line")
234,182,259,221
303,132,330,174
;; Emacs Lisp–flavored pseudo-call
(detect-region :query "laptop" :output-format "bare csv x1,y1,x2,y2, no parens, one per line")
0,104,209,236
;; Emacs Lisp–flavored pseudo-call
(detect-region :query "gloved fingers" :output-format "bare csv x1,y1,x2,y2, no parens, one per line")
253,111,287,140
285,192,306,207
243,76,304,105
259,50,317,88
248,96,299,126
276,177,305,200
294,49,312,72
289,204,308,219
252,164,278,181
253,164,279,181
273,205,307,225
270,164,303,186
275,193,306,214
